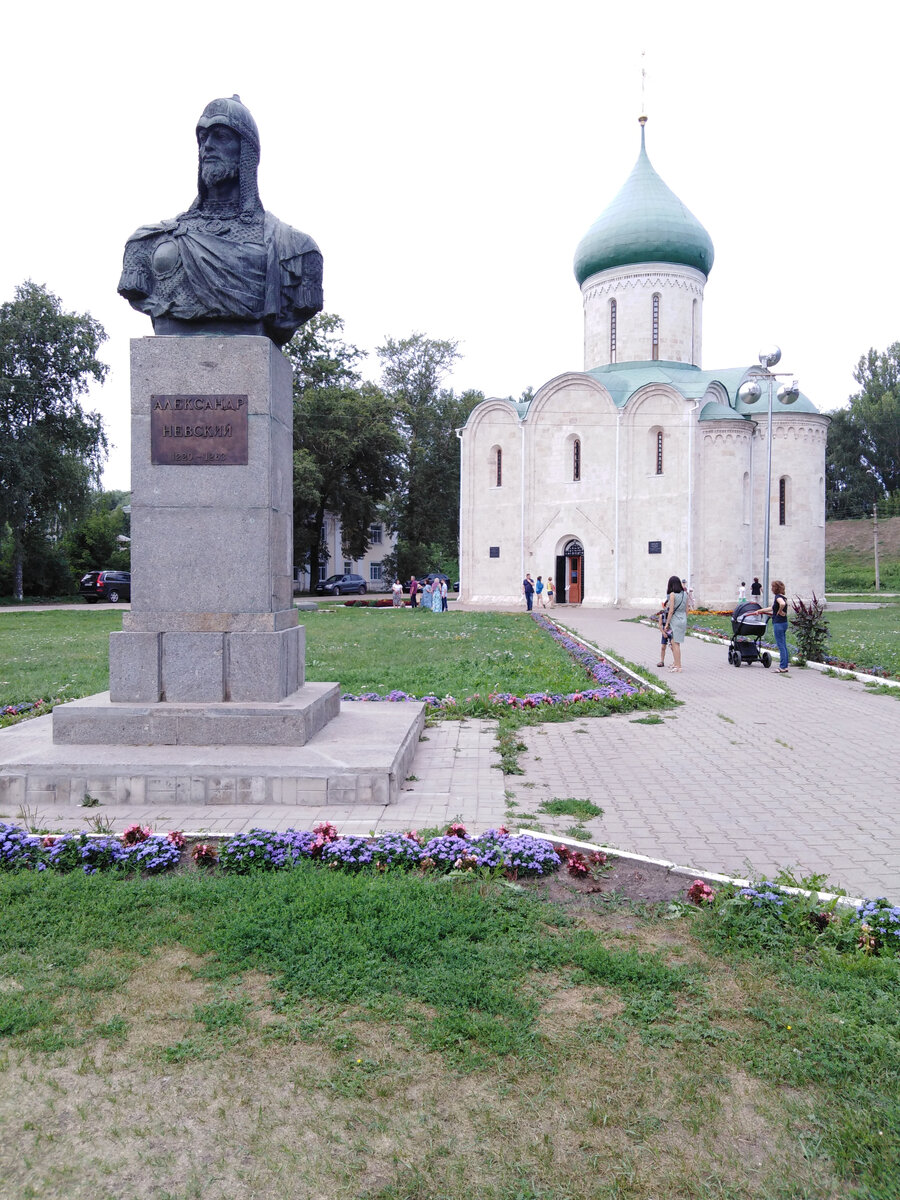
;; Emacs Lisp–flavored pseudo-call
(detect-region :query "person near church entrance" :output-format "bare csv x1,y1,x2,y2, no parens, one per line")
440,579,448,611
535,576,545,606
391,579,403,606
758,580,790,673
738,581,747,604
421,579,432,610
750,577,762,601
664,575,687,671
431,578,442,613
546,576,555,606
523,574,535,611
409,576,419,608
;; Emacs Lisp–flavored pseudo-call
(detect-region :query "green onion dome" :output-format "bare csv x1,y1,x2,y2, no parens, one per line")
574,120,715,285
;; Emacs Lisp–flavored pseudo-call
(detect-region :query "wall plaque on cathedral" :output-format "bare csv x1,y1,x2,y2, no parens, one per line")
150,395,249,466
648,541,662,554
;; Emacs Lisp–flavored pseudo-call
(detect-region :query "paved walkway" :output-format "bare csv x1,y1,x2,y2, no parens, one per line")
4,605,898,898
499,607,899,898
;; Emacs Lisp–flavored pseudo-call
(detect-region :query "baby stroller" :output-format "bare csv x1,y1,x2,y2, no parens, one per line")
728,601,771,668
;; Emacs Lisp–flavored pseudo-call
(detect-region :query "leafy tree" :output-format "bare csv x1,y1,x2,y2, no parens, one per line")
285,314,403,585
64,489,131,578
0,281,108,599
848,343,900,498
376,333,483,581
825,344,900,519
825,408,880,519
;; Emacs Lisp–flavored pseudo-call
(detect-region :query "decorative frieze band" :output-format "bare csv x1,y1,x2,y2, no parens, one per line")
584,272,705,303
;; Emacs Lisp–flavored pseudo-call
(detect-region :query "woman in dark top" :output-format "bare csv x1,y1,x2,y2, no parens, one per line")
759,579,790,673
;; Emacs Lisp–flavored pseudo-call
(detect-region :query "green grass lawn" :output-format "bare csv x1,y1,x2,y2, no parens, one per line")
0,608,661,722
0,610,120,709
304,608,605,697
688,606,900,677
826,549,900,592
0,867,896,1199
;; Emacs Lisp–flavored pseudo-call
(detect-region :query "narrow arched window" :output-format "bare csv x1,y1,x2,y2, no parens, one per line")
496,447,502,487
779,476,787,525
609,299,617,363
652,293,660,361
656,431,663,475
573,438,581,481
692,298,698,364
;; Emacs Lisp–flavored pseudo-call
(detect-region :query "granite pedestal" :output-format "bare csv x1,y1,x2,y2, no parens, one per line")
26,336,423,806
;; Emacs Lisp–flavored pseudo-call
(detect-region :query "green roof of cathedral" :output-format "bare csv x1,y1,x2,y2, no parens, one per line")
573,122,715,285
580,361,819,415
482,362,820,424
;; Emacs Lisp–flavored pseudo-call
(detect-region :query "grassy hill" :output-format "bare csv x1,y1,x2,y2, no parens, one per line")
826,516,900,591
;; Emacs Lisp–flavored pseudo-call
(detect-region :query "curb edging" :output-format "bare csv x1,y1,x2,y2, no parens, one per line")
520,829,863,908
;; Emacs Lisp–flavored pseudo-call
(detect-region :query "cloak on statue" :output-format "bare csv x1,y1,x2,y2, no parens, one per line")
118,96,323,347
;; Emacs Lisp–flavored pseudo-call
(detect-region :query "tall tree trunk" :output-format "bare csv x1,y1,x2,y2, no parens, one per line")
12,532,24,602
308,504,327,588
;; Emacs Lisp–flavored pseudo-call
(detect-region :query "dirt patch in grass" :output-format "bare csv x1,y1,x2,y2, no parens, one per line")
0,985,844,1200
0,875,852,1200
527,853,715,908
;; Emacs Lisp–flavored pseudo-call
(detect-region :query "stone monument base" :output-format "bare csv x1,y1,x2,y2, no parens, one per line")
52,683,339,747
0,701,425,810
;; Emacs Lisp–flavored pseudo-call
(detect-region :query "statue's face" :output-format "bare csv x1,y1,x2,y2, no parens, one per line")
198,124,241,188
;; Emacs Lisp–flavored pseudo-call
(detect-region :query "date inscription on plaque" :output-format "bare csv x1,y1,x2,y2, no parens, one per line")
150,395,248,466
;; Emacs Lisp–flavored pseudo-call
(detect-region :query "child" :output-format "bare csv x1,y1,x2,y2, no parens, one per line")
738,581,747,603
655,598,672,667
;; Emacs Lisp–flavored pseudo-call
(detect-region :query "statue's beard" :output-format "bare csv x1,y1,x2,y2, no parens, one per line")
201,158,239,188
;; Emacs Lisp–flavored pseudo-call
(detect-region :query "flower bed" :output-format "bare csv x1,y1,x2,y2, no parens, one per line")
0,821,562,881
1,698,56,726
340,614,640,711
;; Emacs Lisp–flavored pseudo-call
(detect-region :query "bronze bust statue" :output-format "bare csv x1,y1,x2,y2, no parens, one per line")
119,96,323,347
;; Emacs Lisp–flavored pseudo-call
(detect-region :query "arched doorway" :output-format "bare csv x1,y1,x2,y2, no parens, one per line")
555,539,584,605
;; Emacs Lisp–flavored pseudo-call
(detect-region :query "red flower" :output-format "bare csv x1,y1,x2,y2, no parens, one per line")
122,823,152,846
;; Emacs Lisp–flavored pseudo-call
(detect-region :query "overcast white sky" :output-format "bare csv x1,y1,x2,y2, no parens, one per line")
4,1,899,490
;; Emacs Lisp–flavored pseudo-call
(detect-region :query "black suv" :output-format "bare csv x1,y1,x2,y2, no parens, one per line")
315,573,368,596
79,571,131,604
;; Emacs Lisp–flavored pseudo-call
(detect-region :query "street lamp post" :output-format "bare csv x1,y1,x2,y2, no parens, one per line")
738,347,799,603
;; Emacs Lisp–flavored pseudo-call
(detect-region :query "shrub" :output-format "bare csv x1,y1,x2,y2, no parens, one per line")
122,823,152,846
852,898,900,956
321,836,376,870
491,833,561,877
790,593,829,665
121,835,182,874
218,829,317,873
46,833,126,874
687,878,716,905
419,835,475,869
0,822,48,871
191,842,219,868
370,832,424,870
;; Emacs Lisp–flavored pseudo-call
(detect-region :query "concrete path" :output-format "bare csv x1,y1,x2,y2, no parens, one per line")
3,605,897,898
497,606,899,899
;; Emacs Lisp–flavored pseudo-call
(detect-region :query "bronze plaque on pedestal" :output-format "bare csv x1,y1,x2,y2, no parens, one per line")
150,395,249,465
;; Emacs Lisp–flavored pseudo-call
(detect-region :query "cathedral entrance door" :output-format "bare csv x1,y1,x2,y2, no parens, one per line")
561,540,584,605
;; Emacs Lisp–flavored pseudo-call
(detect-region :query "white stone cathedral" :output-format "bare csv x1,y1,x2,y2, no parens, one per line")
459,119,829,609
